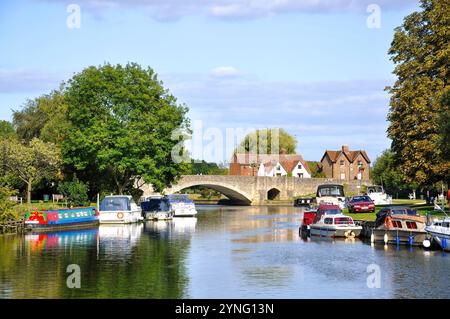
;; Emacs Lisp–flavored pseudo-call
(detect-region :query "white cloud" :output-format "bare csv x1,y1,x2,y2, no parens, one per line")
37,0,419,21
209,66,241,78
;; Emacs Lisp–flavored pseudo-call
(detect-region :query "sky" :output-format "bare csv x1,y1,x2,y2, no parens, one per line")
0,0,421,164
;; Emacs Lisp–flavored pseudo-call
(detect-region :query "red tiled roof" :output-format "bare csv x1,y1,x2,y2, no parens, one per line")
232,153,312,174
321,149,370,164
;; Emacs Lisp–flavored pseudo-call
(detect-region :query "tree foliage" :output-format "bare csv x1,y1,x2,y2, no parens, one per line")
0,138,61,203
0,186,19,222
0,121,17,140
437,89,450,161
236,128,297,154
57,176,89,207
371,149,416,192
12,90,71,144
190,160,228,175
61,63,190,194
386,0,450,186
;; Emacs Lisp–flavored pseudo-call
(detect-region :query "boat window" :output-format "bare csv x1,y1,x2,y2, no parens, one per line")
334,217,353,225
324,218,333,224
442,222,450,228
100,197,130,211
392,220,402,228
406,221,417,229
320,209,341,215
391,209,408,215
317,185,344,197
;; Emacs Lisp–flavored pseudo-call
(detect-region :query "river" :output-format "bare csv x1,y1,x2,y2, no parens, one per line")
0,205,449,298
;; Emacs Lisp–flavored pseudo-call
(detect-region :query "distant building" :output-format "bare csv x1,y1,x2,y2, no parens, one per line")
320,144,370,181
229,153,311,178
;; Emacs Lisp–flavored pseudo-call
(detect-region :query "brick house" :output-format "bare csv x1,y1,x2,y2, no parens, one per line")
320,145,370,181
229,153,312,178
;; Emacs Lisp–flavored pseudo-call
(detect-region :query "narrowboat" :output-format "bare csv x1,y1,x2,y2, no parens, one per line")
99,195,142,224
293,197,314,208
24,207,99,231
371,206,427,246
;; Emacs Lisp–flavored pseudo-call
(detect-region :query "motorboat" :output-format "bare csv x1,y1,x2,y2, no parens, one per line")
309,211,362,238
98,195,142,224
371,206,427,246
301,204,361,238
141,196,174,220
293,197,314,208
315,184,346,209
167,194,198,217
425,216,450,251
366,185,392,205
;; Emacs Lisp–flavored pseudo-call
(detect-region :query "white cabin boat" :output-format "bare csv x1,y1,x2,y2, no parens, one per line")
309,213,362,238
141,196,174,221
99,195,142,224
167,194,197,217
425,217,450,251
366,185,392,205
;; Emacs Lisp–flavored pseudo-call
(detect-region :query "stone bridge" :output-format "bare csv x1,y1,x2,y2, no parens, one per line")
141,175,372,205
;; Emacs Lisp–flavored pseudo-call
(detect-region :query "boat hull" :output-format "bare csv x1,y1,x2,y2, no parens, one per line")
25,219,99,232
310,226,362,238
99,211,142,224
371,229,427,246
144,211,173,221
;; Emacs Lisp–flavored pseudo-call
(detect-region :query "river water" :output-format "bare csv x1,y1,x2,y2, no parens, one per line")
0,205,449,299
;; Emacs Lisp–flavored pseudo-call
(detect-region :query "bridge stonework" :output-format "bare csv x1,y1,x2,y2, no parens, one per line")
141,175,372,205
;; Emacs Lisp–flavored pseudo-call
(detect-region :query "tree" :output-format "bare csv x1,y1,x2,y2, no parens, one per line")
190,160,228,175
0,121,17,140
386,0,450,186
57,176,89,207
0,186,19,222
61,63,190,194
12,90,71,144
371,149,415,192
236,128,297,154
0,138,61,203
437,90,450,162
307,161,326,178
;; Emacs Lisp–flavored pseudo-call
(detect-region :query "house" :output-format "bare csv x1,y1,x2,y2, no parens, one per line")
320,144,370,181
230,153,312,178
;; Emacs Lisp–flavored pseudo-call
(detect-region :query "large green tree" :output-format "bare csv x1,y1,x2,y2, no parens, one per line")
386,0,450,186
236,128,297,154
437,90,450,161
61,63,190,194
0,138,61,203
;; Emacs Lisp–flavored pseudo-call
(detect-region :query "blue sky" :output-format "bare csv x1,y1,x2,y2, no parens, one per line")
0,0,420,163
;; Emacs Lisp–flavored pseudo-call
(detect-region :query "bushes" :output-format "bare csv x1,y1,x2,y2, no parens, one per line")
57,176,89,207
0,186,20,222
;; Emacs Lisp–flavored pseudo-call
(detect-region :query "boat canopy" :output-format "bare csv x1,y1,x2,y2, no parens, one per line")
316,185,344,197
100,197,131,211
167,194,192,203
141,198,170,212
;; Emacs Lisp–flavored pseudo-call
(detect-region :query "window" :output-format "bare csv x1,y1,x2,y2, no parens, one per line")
392,220,402,228
442,222,449,228
324,218,333,224
335,217,353,225
340,160,345,166
406,221,417,229
340,173,345,180
358,160,363,168
298,173,303,178
298,164,302,169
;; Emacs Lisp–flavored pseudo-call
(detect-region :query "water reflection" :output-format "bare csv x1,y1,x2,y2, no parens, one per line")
1,205,449,298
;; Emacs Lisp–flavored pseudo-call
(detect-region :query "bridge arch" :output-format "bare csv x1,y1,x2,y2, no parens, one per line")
166,181,253,205
267,188,281,200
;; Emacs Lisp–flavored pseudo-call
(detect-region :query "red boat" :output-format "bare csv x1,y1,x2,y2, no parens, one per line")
299,204,342,237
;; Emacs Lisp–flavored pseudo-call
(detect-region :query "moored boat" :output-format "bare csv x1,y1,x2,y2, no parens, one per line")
371,206,427,246
167,194,197,217
141,196,174,220
309,212,362,238
366,185,392,205
24,207,99,231
425,216,450,251
315,184,346,210
99,195,142,224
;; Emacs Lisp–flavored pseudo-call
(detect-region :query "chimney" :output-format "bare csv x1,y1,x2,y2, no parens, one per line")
342,144,349,153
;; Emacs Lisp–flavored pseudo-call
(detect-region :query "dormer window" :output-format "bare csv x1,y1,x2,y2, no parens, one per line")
340,160,344,166
298,164,302,169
